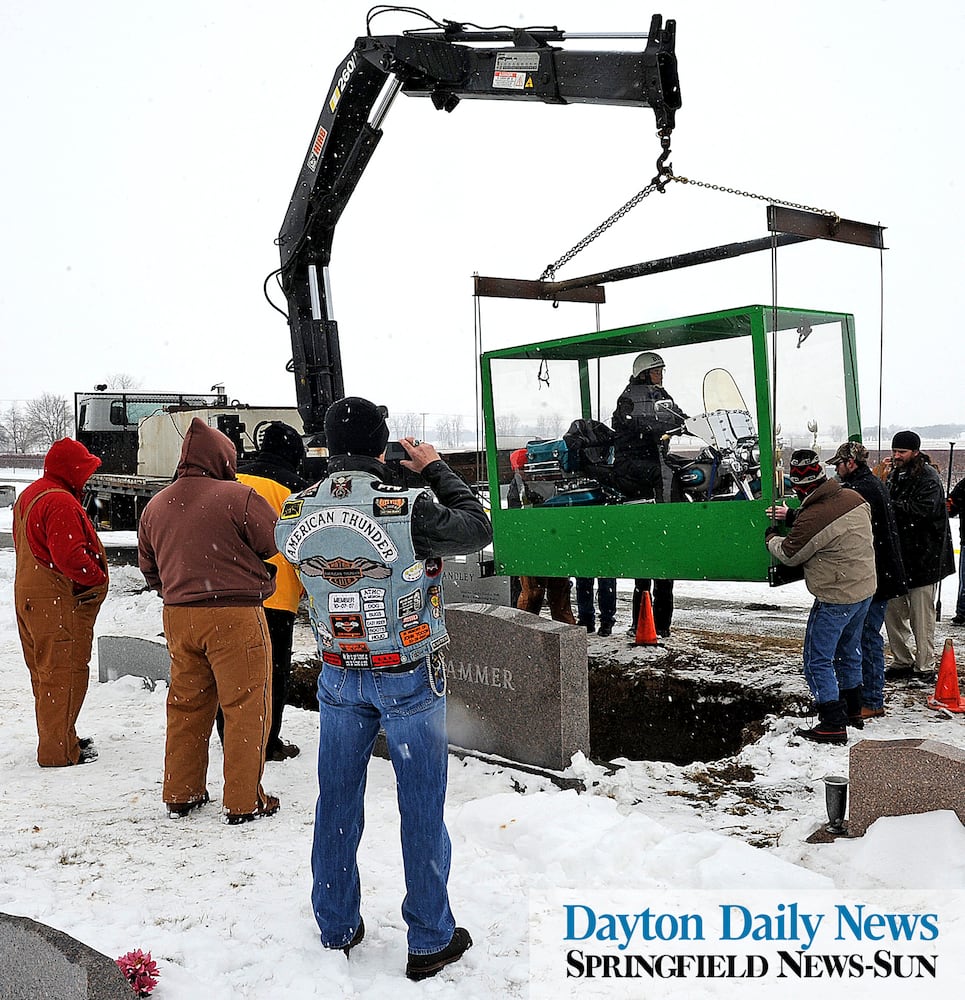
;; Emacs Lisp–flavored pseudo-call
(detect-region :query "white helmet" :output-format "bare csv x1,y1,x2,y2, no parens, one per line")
632,351,665,378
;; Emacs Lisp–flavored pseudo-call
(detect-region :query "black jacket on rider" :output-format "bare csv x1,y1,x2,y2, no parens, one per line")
608,379,687,501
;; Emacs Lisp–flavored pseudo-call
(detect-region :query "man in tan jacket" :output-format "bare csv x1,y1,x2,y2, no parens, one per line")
766,449,876,745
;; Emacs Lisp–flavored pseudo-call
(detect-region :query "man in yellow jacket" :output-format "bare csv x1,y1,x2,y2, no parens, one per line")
236,422,309,760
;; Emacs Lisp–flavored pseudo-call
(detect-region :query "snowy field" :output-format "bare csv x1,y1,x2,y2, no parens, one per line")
2,473,965,999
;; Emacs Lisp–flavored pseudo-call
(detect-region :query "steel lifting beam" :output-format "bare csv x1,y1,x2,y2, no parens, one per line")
767,206,887,249
473,276,605,302
474,232,809,301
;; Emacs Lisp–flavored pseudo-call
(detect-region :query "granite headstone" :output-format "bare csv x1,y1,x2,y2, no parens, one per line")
442,603,588,771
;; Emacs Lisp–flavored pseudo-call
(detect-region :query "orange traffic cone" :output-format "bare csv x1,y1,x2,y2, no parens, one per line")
633,591,660,646
927,638,965,713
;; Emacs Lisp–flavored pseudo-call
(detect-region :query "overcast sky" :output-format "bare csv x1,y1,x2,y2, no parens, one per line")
2,0,963,433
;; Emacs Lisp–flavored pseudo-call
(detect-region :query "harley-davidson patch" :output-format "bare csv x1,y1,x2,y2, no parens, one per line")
373,496,408,517
299,556,392,588
330,614,364,638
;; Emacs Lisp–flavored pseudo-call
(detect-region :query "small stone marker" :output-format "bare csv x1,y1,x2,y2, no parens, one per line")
97,635,170,687
441,555,511,605
848,738,965,837
0,912,132,1000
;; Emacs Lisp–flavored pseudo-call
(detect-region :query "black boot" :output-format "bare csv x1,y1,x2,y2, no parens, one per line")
795,700,848,745
840,687,864,730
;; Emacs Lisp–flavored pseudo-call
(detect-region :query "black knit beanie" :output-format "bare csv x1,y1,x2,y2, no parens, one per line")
258,422,305,469
891,430,921,451
324,397,390,457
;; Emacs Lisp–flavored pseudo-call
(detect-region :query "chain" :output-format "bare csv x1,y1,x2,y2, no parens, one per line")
539,182,660,281
668,174,838,220
539,133,839,281
539,132,674,282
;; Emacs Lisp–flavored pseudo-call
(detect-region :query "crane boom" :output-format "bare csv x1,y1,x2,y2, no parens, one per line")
277,14,680,440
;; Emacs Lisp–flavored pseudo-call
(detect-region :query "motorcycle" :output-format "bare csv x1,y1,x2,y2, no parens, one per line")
517,368,763,506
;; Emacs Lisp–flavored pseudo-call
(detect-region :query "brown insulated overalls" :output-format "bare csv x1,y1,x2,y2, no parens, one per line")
14,489,108,766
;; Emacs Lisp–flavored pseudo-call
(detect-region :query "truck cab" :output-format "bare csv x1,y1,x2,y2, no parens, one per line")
75,390,227,475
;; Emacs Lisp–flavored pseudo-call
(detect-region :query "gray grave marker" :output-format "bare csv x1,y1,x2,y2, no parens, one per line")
848,738,965,837
0,912,132,1000
97,635,170,687
442,603,588,771
441,554,511,606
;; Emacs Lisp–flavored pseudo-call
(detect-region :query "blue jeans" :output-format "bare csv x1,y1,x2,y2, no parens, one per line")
860,597,888,710
803,597,872,704
312,657,455,954
956,537,965,619
575,578,616,627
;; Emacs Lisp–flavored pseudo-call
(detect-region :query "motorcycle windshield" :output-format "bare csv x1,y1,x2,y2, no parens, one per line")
683,368,757,454
702,368,747,413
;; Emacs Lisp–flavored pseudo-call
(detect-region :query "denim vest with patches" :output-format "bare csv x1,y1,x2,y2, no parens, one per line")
275,470,448,668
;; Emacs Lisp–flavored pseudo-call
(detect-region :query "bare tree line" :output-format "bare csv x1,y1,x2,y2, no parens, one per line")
1,394,72,453
3,389,568,456
388,410,566,450
1,374,141,454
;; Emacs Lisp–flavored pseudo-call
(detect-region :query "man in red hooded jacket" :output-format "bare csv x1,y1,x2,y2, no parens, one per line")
14,438,109,767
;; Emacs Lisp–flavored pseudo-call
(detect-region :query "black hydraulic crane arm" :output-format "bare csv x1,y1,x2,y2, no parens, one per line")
277,14,681,439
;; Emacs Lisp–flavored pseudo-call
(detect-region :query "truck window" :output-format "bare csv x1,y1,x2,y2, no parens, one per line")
109,400,128,426
109,400,166,427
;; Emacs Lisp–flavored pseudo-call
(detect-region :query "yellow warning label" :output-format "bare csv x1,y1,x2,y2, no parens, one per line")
525,75,534,89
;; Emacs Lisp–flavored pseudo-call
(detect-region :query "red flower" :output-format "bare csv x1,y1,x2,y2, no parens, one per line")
116,949,160,998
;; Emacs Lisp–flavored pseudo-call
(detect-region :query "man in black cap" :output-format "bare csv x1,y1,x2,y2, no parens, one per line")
234,422,309,760
765,449,876,744
274,397,491,980
882,430,955,680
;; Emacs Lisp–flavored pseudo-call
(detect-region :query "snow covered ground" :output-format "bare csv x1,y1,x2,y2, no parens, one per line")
2,473,965,999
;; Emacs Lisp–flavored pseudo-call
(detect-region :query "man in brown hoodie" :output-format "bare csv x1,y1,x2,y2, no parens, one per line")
138,418,281,824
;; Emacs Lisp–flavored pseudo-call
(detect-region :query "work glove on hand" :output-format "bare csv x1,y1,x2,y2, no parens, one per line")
764,526,781,542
